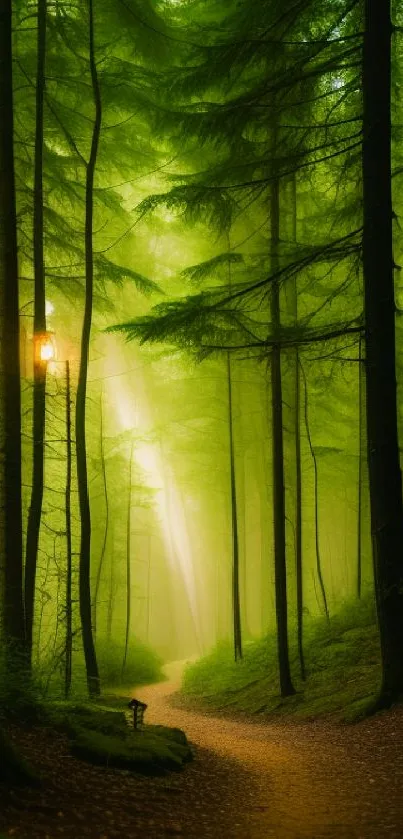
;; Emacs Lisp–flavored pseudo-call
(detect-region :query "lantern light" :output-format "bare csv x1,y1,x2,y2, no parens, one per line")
34,331,56,367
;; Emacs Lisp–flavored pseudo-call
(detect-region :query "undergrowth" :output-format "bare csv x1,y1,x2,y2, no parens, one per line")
181,595,382,721
96,636,165,689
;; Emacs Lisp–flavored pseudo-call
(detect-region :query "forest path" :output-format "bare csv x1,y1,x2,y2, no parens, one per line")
132,660,403,839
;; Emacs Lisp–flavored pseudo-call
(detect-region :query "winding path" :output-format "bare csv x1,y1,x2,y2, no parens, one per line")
133,661,403,839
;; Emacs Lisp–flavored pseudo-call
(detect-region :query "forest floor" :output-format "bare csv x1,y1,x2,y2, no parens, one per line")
1,661,403,839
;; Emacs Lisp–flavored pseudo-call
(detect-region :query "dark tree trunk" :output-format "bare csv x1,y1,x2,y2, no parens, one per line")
122,441,134,678
357,337,364,599
294,350,305,678
270,174,295,697
24,0,47,665
0,0,26,664
76,0,101,697
362,0,403,705
106,524,115,644
64,361,73,699
289,174,305,680
227,351,242,661
300,361,329,620
93,386,109,637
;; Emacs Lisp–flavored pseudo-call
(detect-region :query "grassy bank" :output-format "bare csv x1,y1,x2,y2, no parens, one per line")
181,596,382,722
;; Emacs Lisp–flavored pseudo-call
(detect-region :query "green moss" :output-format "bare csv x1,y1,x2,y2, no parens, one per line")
70,725,192,775
44,702,192,775
181,595,382,721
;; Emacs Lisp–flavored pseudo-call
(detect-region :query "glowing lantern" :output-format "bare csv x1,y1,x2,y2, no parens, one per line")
34,331,56,367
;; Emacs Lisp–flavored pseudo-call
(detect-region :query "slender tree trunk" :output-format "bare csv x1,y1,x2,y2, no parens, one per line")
146,533,151,642
362,0,403,705
227,352,242,661
64,361,72,699
0,0,26,665
122,441,134,678
93,386,109,636
24,0,47,665
76,0,101,696
289,174,305,680
270,173,295,697
357,337,364,599
106,524,114,644
295,351,305,677
300,361,329,620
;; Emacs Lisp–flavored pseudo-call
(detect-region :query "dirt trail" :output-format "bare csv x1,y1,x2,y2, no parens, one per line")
132,661,403,839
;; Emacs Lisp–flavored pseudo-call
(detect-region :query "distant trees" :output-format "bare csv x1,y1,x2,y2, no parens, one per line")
109,0,403,705
109,0,363,696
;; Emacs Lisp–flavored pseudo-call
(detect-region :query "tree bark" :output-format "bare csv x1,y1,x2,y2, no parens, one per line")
122,441,134,678
270,173,295,697
362,0,403,705
300,361,329,620
227,351,242,661
0,0,26,665
64,361,72,699
357,337,364,599
289,174,305,680
24,0,47,666
76,0,101,696
93,386,109,636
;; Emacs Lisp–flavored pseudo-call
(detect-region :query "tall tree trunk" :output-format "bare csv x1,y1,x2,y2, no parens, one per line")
300,361,329,620
76,0,101,696
145,533,151,642
0,0,26,666
64,361,73,699
24,0,47,666
357,336,364,599
93,385,109,636
106,524,115,644
270,173,295,697
294,348,304,677
122,441,134,678
362,0,403,705
289,174,305,680
227,351,242,661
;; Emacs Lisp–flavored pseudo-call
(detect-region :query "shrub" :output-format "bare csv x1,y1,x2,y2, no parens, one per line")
96,636,165,688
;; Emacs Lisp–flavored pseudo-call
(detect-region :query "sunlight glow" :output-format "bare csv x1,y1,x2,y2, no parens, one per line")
107,350,203,651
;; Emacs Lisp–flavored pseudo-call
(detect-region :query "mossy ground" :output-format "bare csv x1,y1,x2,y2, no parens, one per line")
43,701,192,775
181,596,382,722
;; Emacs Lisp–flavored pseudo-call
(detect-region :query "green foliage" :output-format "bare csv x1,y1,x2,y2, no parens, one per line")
0,648,44,722
96,636,166,688
181,596,381,721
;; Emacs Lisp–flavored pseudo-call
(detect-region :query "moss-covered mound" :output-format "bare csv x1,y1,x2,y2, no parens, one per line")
48,703,192,776
181,595,382,722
